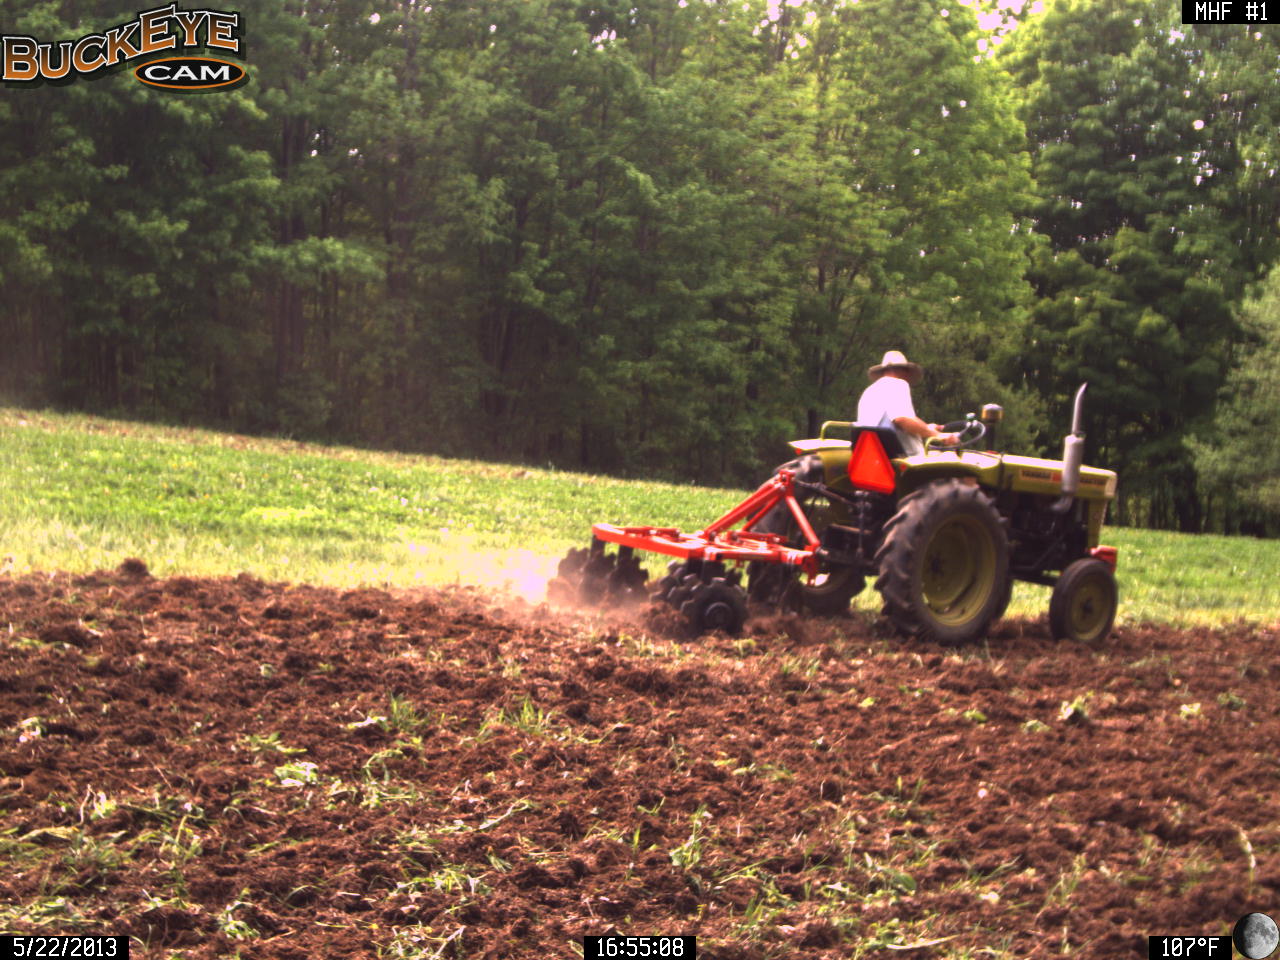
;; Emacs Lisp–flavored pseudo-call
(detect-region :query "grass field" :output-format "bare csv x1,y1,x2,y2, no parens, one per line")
2,406,1277,625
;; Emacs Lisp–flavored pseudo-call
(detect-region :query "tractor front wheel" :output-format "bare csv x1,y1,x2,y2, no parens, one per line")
1049,558,1117,642
874,479,1010,644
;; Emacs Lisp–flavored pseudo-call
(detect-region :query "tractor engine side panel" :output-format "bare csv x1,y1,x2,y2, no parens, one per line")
1002,492,1091,578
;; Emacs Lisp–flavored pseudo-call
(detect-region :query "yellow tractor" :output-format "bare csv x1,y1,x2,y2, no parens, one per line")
553,385,1118,644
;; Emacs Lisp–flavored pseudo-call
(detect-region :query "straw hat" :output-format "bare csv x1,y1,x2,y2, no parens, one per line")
868,350,923,385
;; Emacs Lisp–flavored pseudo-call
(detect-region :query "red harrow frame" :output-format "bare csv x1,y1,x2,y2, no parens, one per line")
548,427,904,632
547,467,829,633
592,467,821,575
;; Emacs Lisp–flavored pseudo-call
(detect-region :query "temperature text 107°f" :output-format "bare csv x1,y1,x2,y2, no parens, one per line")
1147,936,1232,959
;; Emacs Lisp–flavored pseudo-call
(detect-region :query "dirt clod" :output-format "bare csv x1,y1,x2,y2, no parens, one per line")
117,557,150,579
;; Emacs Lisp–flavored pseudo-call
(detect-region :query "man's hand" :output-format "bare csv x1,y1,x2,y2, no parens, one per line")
928,424,960,446
895,416,960,447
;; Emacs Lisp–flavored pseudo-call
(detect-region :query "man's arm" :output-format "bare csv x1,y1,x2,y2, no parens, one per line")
893,415,958,446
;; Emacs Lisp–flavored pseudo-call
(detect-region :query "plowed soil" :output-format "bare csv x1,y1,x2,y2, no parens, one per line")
2,562,1278,959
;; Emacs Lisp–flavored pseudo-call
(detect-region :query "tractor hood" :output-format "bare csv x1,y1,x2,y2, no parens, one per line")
997,454,1117,501
888,451,1117,501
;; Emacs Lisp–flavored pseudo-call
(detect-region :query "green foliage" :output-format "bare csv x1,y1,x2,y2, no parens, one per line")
0,0,1034,492
1003,1,1280,529
1191,265,1280,533
1,1,1278,530
0,406,749,585
775,0,1034,434
1101,525,1280,623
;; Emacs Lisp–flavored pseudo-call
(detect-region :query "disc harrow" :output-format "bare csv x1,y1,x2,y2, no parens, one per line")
547,467,823,635
546,539,649,609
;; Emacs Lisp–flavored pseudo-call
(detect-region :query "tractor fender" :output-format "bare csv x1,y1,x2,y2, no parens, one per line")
813,448,853,488
893,451,1002,497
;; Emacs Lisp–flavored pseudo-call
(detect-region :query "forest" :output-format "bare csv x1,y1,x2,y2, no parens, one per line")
1,0,1278,534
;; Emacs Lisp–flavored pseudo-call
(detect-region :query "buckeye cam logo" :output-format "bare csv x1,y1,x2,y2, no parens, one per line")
135,56,245,89
2,5,247,89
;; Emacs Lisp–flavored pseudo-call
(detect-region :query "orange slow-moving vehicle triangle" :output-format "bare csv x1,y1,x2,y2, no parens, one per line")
848,430,897,494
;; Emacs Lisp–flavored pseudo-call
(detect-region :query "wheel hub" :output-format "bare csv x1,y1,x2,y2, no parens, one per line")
703,601,735,631
920,515,995,625
1069,577,1108,635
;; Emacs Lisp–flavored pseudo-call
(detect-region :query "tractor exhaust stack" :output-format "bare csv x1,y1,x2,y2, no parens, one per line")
1052,383,1088,513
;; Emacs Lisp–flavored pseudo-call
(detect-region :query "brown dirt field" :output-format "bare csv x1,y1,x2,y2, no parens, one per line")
1,561,1277,959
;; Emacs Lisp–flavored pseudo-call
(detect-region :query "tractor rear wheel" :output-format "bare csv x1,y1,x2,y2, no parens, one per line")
875,479,1009,644
1049,558,1117,642
794,567,866,615
992,576,1013,623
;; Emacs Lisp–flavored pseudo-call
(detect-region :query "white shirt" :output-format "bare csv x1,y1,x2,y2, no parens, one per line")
857,376,924,456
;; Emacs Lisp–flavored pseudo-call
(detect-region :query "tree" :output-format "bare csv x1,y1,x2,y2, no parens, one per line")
1192,266,1280,535
0,1,282,419
784,0,1034,438
1002,0,1273,529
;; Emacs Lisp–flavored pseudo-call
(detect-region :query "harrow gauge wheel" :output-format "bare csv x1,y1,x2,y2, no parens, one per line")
651,561,690,604
679,578,749,636
666,572,703,612
1050,558,1117,642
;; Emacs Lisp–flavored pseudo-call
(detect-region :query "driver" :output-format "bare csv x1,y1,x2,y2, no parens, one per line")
857,350,958,456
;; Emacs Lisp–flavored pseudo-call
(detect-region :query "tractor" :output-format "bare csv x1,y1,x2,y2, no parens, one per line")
549,384,1119,644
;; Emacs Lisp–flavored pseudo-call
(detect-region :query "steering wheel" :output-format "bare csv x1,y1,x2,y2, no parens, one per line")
925,414,987,452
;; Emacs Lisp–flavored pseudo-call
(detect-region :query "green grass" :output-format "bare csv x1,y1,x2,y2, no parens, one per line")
0,407,734,594
2,406,1277,625
1104,525,1279,624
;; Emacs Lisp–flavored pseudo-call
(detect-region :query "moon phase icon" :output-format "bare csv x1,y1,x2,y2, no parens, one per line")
1234,912,1280,960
